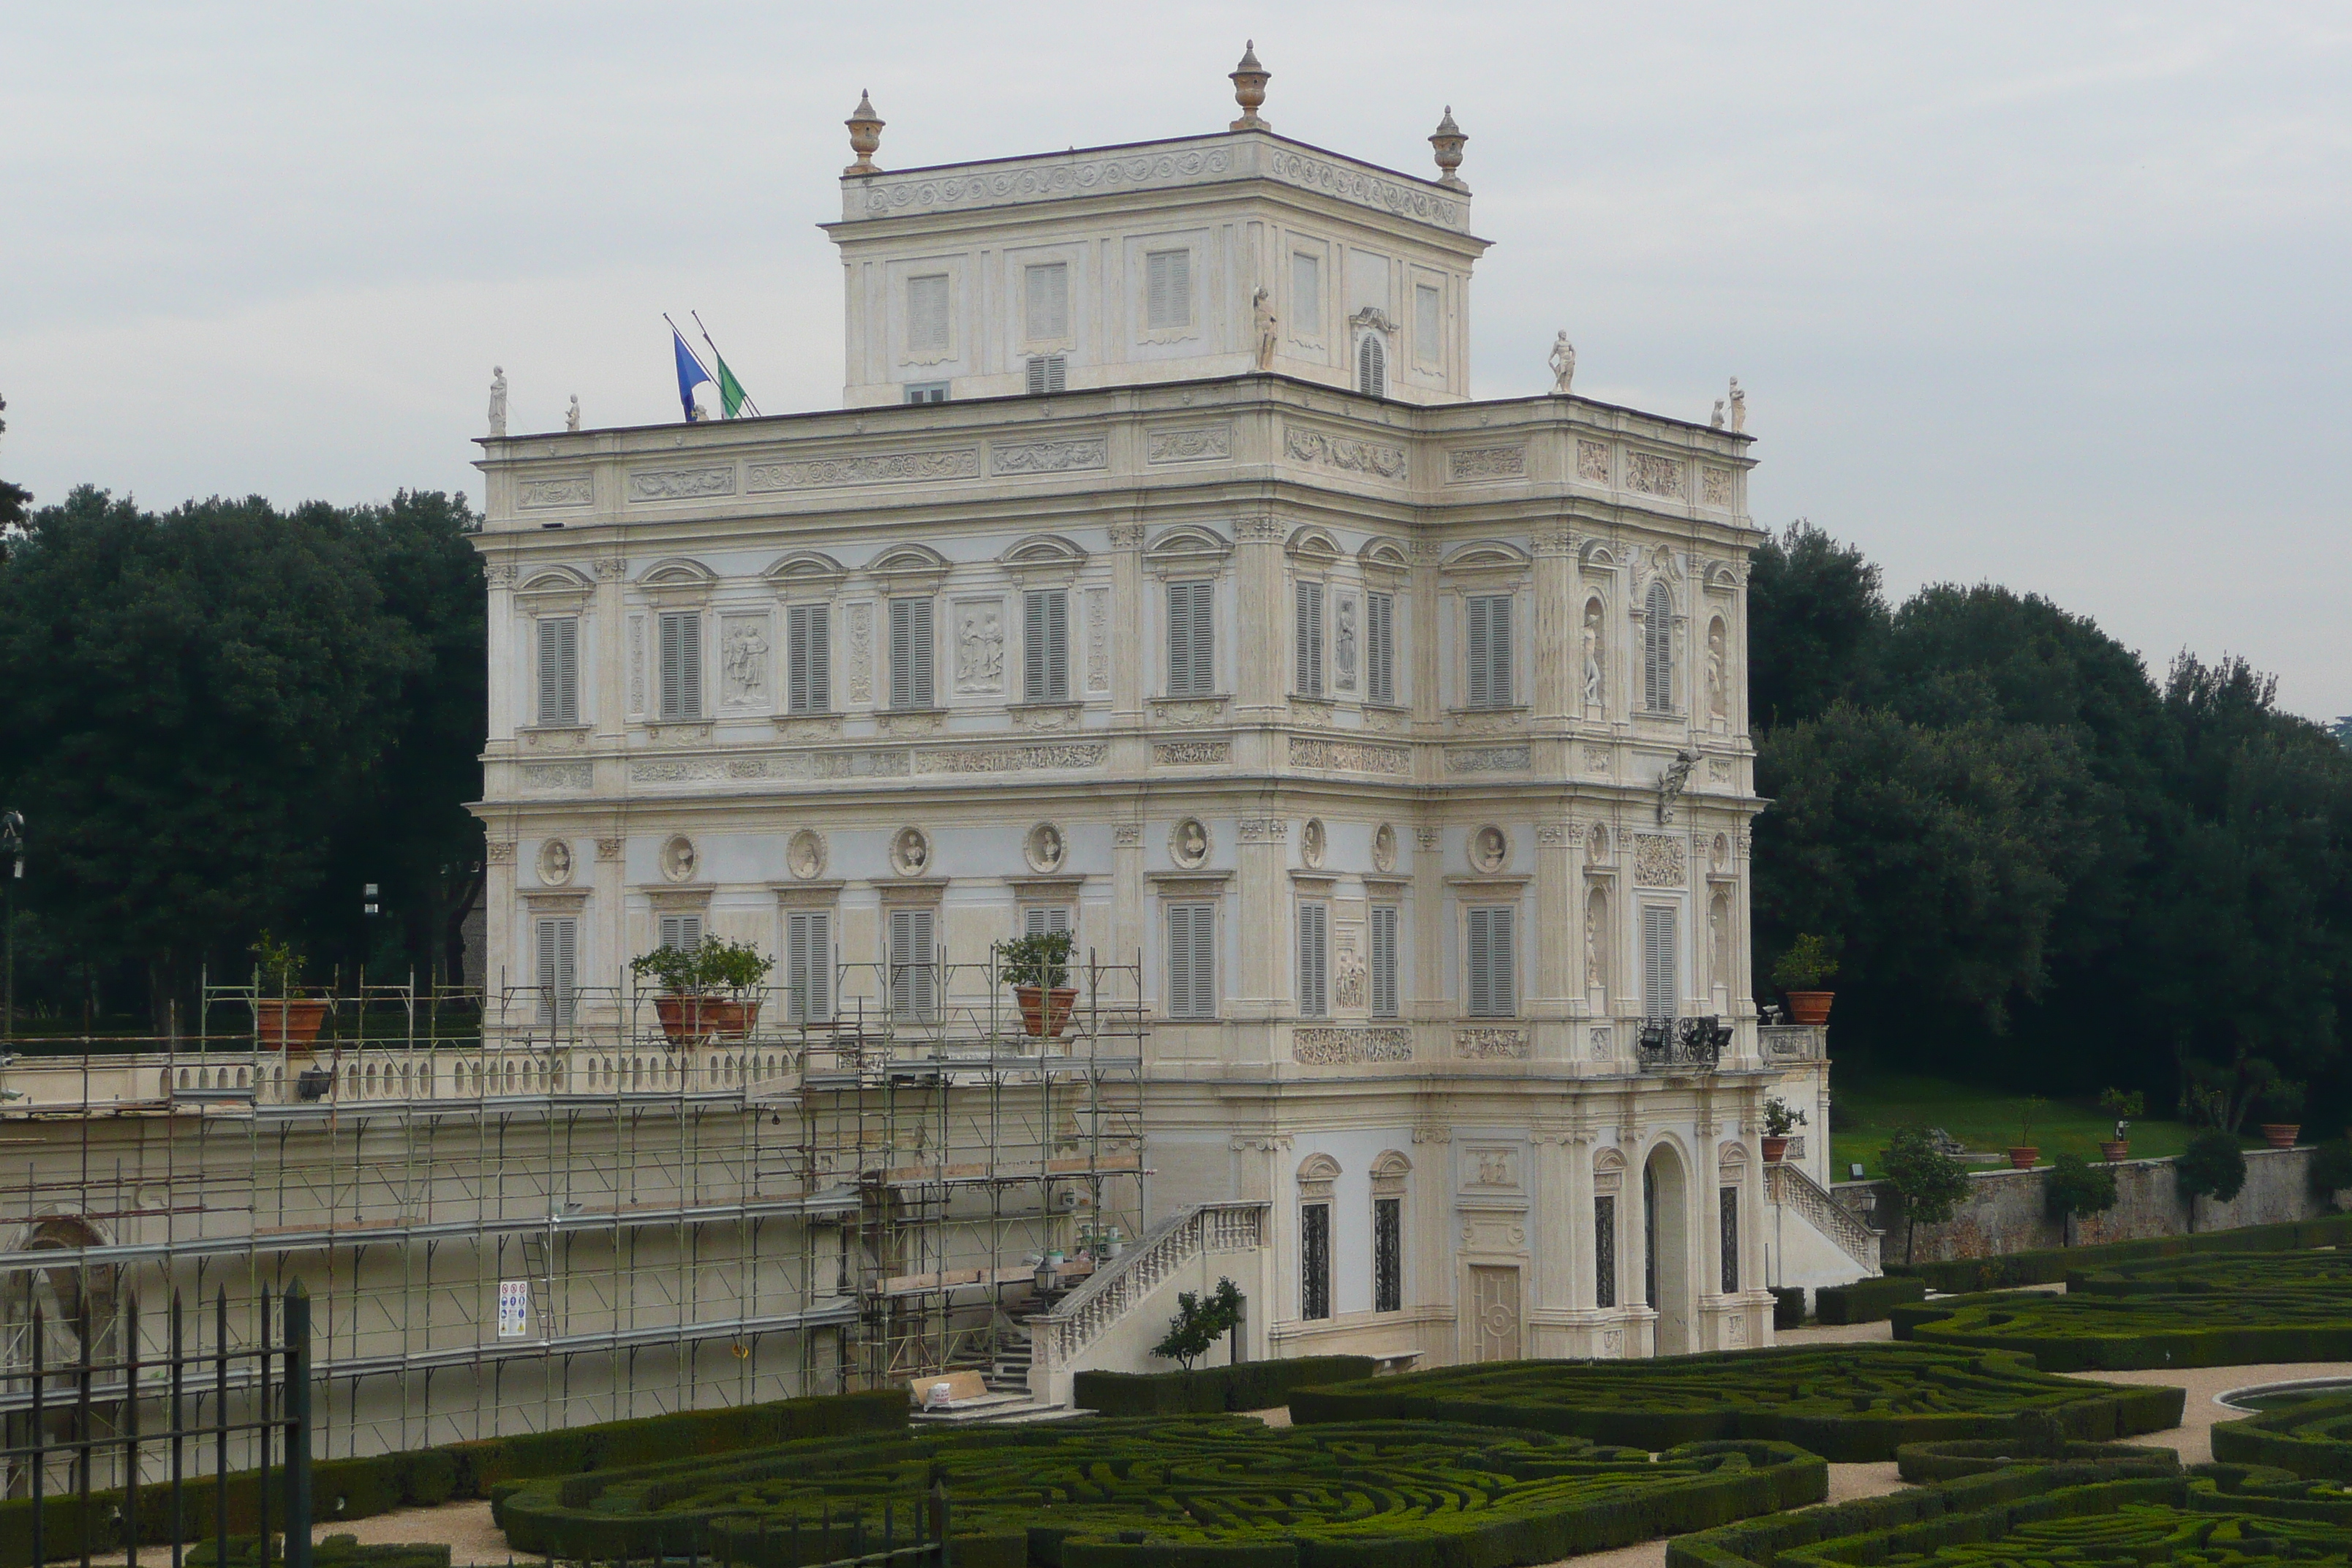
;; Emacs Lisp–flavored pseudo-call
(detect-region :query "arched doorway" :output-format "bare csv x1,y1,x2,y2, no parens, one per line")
1643,1145,1692,1355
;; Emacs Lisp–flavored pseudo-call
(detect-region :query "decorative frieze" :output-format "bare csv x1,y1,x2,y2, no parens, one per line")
1583,745,1613,773
1086,589,1109,693
1113,823,1142,846
1150,698,1228,728
859,144,1238,216
595,837,624,862
1447,445,1526,482
1283,426,1407,480
745,448,979,490
1576,440,1612,484
519,761,592,791
1236,818,1289,843
1106,524,1146,549
1445,745,1531,773
1153,740,1230,766
1590,1025,1616,1061
913,743,1107,774
627,466,735,502
846,604,874,704
1234,516,1286,541
483,561,519,589
485,840,517,864
1632,833,1688,888
990,437,1107,475
1624,451,1686,500
1455,1027,1530,1060
1265,146,1467,231
1288,736,1409,774
517,474,593,509
1147,425,1233,464
1703,466,1733,508
1536,824,1570,846
1293,1027,1413,1065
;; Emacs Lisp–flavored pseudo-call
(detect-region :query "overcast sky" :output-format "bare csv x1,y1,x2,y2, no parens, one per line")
4,3,2346,718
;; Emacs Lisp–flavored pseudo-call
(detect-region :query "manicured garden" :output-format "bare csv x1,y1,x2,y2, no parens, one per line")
1828,1072,2212,1175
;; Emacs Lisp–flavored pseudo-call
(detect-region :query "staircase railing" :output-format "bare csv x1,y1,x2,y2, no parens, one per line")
1765,1160,1881,1273
1031,1201,1268,1397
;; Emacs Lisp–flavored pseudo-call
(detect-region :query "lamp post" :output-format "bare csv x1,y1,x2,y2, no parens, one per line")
1,811,22,1047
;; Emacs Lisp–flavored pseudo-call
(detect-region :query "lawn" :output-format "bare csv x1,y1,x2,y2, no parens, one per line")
1826,1073,2225,1180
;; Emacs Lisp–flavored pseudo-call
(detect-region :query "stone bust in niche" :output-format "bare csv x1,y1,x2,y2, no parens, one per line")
1471,825,1507,872
892,826,931,876
1172,818,1210,868
539,839,573,886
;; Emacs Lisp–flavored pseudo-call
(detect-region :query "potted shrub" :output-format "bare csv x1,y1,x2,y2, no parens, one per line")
2008,1096,2044,1170
2260,1079,2305,1150
2097,1088,2144,1161
1760,1095,1806,1163
249,930,329,1049
630,936,772,1044
1771,934,1839,1025
998,929,1078,1039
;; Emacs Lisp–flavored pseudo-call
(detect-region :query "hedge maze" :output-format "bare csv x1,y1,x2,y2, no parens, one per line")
494,1416,1828,1568
2212,1392,2352,1480
1287,1344,2181,1461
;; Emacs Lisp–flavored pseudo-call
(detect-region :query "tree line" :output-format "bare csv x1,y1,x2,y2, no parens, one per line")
1748,522,2352,1131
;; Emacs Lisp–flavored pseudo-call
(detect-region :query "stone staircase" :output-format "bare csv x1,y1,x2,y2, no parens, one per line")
1766,1158,1882,1275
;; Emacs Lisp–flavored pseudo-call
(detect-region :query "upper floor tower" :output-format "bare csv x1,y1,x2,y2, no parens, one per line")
826,46,1490,410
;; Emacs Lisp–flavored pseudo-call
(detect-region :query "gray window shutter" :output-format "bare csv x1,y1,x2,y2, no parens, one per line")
1466,596,1490,709
891,598,934,709
1025,589,1068,703
1645,580,1674,712
1168,903,1214,1019
1370,905,1399,1019
658,612,681,718
538,619,559,725
1468,907,1514,1018
657,913,702,951
788,604,829,714
890,906,936,1022
1367,592,1395,706
1643,905,1678,1020
1297,901,1328,1018
788,911,831,1023
1294,581,1324,697
659,611,701,719
538,617,579,726
1025,905,1072,938
538,916,578,1026
1169,581,1214,696
1357,334,1385,396
1467,595,1510,708
1025,355,1067,394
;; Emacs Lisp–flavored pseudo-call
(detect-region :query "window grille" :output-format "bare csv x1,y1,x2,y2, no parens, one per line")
1146,249,1191,330
1466,905,1515,1018
1466,594,1512,709
1595,1194,1618,1308
786,603,830,714
888,598,935,709
1365,591,1395,705
1300,1201,1332,1320
1023,588,1069,703
785,910,832,1023
1368,905,1400,1019
1166,581,1215,696
1720,1186,1741,1294
1166,902,1216,1019
657,610,701,720
1297,901,1330,1019
889,906,937,1022
906,274,950,354
1642,905,1678,1022
1373,1196,1403,1313
1294,580,1324,697
536,616,579,726
1643,579,1675,712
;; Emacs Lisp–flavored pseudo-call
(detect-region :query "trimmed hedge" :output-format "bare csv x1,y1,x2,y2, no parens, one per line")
1073,1355,1376,1416
494,1414,1829,1568
192,1537,450,1568
1771,1288,1806,1330
2214,1391,2352,1480
1884,1212,2352,1294
2068,1247,2352,1297
0,1388,900,1568
1895,1284,2352,1372
1286,1343,2182,1463
1893,1438,2180,1484
1814,1275,1927,1325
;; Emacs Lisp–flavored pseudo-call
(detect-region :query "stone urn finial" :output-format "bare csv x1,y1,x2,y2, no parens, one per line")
1430,105,1468,191
1229,41,1270,131
844,89,884,176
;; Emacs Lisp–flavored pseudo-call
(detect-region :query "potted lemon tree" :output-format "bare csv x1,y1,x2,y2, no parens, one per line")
1771,934,1839,1026
997,929,1078,1039
630,936,772,1044
2097,1088,2144,1161
249,930,330,1049
1760,1095,1807,1163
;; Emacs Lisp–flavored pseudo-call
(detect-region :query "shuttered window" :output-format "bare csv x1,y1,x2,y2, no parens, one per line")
535,916,577,1028
1594,1194,1618,1308
1720,1186,1741,1294
888,598,935,709
1357,334,1385,396
1166,581,1215,696
787,604,830,714
1024,354,1068,395
1025,263,1068,340
1465,594,1512,709
1294,580,1324,697
1373,1196,1403,1313
1023,589,1069,704
1369,905,1400,1019
1466,905,1515,1018
1643,579,1675,712
1642,904,1679,1021
657,913,703,952
1145,249,1191,330
889,906,937,1022
536,617,579,726
786,911,832,1023
1415,283,1442,366
1166,902,1216,1019
1292,252,1322,338
1300,1202,1332,1320
1297,901,1330,1019
906,274,950,353
1365,592,1395,706
1024,905,1074,938
657,611,702,720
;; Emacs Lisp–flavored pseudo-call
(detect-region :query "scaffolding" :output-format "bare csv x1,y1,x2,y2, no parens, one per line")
0,949,1147,1493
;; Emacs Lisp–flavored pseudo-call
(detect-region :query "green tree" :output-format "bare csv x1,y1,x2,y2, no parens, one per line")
2175,1128,2248,1231
1151,1278,1243,1371
2043,1152,2119,1244
1882,1126,1973,1264
0,394,30,532
1745,520,1886,731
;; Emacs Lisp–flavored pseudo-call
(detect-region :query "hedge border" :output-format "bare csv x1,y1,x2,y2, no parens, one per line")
2212,1391,2352,1480
1892,1289,2352,1373
0,1388,901,1568
1072,1356,1377,1416
1814,1275,1926,1325
1883,1213,2352,1294
1770,1288,1806,1331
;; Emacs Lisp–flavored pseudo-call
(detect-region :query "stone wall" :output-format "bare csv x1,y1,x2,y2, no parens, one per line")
1835,1147,2337,1264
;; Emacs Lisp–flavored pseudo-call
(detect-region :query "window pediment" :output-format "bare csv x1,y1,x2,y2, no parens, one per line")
998,532,1090,580
1442,540,1531,574
1145,524,1232,574
867,543,952,588
1284,527,1343,565
1358,537,1412,574
516,565,595,603
764,551,848,593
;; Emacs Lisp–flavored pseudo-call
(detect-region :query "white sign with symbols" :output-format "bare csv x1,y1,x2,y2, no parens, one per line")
497,1279,530,1338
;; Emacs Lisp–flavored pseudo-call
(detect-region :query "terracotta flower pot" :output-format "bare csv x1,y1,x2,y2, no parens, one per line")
1783,990,1835,1025
655,993,762,1043
252,997,330,1050
2099,1140,2130,1163
1760,1135,1790,1164
1015,984,1079,1039
2007,1146,2040,1169
2262,1123,2301,1150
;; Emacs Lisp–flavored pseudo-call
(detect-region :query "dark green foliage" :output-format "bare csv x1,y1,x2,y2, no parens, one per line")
1814,1275,1927,1325
494,1416,1828,1567
1150,1276,1243,1371
2308,1139,2352,1203
2213,1392,2352,1479
1882,1125,1975,1264
0,394,29,531
2045,1151,2120,1229
0,1389,899,1568
1286,1344,2180,1463
1073,1355,1374,1416
995,927,1075,990
190,1537,449,1568
1886,1212,2352,1292
1893,1437,2179,1484
2179,1128,2250,1207
1746,520,1886,731
1770,1286,1806,1330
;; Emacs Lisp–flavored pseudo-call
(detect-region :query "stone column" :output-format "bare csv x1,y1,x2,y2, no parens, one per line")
1232,815,1287,1041
1533,528,1573,723
1107,523,1145,720
1530,821,1574,1058
1234,515,1286,717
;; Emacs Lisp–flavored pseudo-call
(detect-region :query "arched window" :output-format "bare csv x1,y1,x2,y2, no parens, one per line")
1643,578,1674,712
1357,334,1386,397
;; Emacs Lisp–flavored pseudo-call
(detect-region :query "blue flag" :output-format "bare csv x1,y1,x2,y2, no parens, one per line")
673,328,715,421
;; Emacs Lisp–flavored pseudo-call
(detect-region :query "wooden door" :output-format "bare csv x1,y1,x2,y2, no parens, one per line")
1470,1265,1522,1361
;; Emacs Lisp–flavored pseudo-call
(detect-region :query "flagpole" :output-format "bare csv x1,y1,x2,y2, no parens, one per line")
692,311,763,417
663,314,720,385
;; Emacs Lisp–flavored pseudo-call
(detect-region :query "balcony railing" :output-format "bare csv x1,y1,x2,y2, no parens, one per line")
1636,1016,1732,1074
